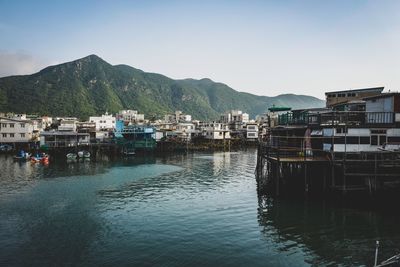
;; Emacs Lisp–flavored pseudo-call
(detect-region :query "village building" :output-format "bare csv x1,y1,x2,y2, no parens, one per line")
325,87,383,108
117,110,145,124
40,117,90,148
220,110,250,136
164,110,192,123
0,114,40,144
200,122,231,140
245,122,259,140
89,113,116,141
89,112,116,131
175,122,197,141
257,87,400,197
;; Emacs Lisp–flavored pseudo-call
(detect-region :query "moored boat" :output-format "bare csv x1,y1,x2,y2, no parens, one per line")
31,153,49,164
14,150,31,161
77,150,90,158
66,153,77,160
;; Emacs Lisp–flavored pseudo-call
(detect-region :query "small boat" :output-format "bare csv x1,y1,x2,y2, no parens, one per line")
77,151,90,158
123,148,136,156
31,153,49,164
14,150,31,161
66,153,77,160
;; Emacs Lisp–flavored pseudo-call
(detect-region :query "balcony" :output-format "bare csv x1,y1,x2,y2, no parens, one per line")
278,111,398,127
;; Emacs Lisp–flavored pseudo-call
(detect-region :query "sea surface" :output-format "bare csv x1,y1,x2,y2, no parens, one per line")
0,149,399,267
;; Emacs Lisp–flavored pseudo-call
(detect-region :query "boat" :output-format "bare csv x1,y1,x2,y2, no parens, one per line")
123,148,136,156
13,150,31,161
77,150,90,158
31,153,49,164
66,153,77,160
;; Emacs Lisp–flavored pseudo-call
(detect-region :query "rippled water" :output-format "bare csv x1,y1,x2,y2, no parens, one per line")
0,150,399,266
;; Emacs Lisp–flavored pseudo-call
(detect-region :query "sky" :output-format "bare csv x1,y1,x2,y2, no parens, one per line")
0,0,399,99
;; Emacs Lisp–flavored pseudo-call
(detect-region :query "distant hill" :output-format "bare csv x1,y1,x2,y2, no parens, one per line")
0,55,325,120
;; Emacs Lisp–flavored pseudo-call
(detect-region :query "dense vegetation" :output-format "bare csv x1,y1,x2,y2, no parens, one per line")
0,55,324,120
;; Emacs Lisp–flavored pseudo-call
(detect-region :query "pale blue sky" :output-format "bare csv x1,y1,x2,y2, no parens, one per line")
0,0,399,98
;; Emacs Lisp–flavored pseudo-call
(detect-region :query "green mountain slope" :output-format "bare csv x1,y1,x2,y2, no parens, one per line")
0,55,325,120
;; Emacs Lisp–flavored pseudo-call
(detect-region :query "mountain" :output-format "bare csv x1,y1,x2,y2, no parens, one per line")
0,55,325,120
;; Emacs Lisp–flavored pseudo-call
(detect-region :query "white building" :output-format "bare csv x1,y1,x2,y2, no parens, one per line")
89,112,116,131
40,131,90,148
58,118,78,132
117,110,145,124
0,114,40,143
164,111,192,123
175,123,197,140
201,122,231,140
246,122,259,140
220,110,249,124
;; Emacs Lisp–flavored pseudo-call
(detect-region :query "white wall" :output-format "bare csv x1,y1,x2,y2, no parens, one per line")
89,114,116,131
0,119,38,142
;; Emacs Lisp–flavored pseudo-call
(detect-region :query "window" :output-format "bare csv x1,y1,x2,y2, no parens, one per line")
335,136,345,144
379,135,386,146
20,123,25,128
371,129,386,134
20,133,25,138
360,137,370,144
10,133,14,138
388,137,400,143
9,124,14,128
2,133,6,137
2,123,6,128
346,136,359,144
336,128,348,134
371,135,378,145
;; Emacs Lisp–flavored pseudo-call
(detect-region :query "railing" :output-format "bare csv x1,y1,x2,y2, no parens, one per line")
43,141,90,148
278,111,396,126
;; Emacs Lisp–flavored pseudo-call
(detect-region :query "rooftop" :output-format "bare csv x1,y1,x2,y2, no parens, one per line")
325,86,384,95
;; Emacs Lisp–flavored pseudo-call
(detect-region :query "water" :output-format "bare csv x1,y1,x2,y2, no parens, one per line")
0,149,399,266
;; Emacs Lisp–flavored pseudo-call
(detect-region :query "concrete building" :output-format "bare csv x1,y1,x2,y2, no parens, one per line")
40,131,90,148
164,111,192,123
364,93,400,124
246,122,259,140
0,114,40,143
89,112,116,131
325,87,384,108
220,110,249,124
117,110,145,124
201,122,231,140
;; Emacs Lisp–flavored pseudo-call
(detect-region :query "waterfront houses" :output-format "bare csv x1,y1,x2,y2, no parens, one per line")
89,112,116,141
256,87,400,197
246,122,259,140
0,114,40,144
200,122,231,140
325,87,384,108
164,110,192,124
116,110,145,124
0,106,263,152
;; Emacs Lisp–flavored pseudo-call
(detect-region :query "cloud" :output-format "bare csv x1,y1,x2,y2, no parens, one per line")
0,51,48,77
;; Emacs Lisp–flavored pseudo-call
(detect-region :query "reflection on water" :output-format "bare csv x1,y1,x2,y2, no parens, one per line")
0,150,399,266
257,195,400,266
